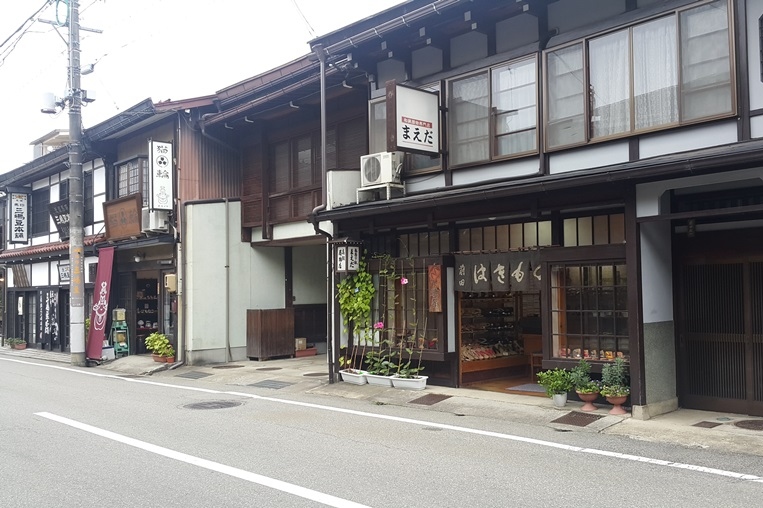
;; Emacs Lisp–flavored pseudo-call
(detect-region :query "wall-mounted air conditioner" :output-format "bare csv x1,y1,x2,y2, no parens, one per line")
141,208,169,233
359,151,404,187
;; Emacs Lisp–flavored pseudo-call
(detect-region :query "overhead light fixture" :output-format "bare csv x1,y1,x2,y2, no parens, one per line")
134,252,144,263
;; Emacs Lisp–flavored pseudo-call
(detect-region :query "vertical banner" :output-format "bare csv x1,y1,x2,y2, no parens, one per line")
37,289,59,348
471,254,491,292
86,247,116,359
48,199,71,240
149,140,173,211
529,250,542,292
454,255,472,292
428,265,442,312
10,193,29,244
489,253,510,292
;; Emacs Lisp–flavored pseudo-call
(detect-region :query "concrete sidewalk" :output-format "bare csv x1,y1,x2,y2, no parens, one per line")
3,346,763,456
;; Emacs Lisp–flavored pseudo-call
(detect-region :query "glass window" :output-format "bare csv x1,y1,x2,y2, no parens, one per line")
589,30,630,138
547,43,585,148
492,57,537,156
546,0,732,149
449,72,490,165
551,263,629,362
117,158,149,207
680,0,732,121
31,188,50,236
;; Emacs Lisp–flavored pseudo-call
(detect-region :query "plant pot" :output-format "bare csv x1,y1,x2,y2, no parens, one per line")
164,356,175,363
365,373,394,387
340,369,367,385
576,391,600,412
605,395,628,415
152,354,163,362
392,375,428,390
13,343,27,350
552,393,568,408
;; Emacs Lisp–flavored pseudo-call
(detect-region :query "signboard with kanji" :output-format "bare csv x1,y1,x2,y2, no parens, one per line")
49,199,70,240
9,193,29,244
386,82,440,156
150,140,173,211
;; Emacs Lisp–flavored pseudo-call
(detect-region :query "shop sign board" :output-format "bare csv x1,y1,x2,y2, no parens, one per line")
38,289,59,347
87,246,116,359
9,192,29,244
149,140,173,211
455,252,541,293
58,263,71,284
428,265,442,313
103,194,142,240
386,82,440,156
49,199,70,240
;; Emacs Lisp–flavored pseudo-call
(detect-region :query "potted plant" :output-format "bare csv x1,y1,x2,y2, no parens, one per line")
7,338,26,350
536,368,573,407
338,347,367,385
392,342,428,390
364,339,397,386
145,332,172,362
570,358,601,412
600,357,630,415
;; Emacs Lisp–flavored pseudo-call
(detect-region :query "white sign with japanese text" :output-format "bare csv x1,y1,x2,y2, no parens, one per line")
10,193,29,244
149,140,173,211
395,85,440,156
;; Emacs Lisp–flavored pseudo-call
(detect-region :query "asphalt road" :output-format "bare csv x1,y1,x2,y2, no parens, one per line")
1,357,761,508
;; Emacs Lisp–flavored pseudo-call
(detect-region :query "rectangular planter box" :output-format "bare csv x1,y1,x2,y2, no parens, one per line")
365,373,394,387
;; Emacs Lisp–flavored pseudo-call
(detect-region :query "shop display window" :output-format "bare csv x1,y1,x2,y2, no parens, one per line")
551,263,629,362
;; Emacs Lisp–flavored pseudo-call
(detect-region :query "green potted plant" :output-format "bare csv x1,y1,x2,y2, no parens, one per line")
536,368,573,407
600,357,630,415
338,346,367,385
7,338,26,350
364,338,397,386
392,342,427,390
570,358,601,412
145,332,172,362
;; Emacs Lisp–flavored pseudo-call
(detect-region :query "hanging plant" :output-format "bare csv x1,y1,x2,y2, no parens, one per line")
337,256,375,342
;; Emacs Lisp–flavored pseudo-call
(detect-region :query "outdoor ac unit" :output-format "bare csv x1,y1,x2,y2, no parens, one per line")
141,208,169,233
360,151,403,187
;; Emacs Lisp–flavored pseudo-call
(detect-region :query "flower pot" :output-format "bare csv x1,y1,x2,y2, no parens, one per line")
152,354,163,362
552,393,568,408
164,356,175,363
392,375,428,390
340,369,367,385
365,373,394,387
605,395,628,415
13,343,27,350
576,391,600,412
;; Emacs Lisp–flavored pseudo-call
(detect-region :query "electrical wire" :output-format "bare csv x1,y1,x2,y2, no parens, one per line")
290,0,316,38
0,0,51,51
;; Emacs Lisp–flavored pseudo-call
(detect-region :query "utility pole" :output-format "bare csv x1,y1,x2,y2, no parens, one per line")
68,0,86,367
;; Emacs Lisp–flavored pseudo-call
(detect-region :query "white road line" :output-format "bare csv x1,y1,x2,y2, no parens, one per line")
7,357,763,485
35,412,372,508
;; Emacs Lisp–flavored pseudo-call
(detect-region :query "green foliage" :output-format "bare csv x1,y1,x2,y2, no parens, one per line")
600,357,630,397
570,358,600,393
364,340,397,375
536,368,573,397
337,257,375,340
145,332,174,357
6,337,25,346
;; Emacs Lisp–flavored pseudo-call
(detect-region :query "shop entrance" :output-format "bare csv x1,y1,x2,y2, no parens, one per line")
676,238,763,416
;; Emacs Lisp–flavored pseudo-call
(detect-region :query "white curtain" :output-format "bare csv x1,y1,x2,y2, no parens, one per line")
449,73,489,165
492,58,537,156
589,30,630,138
633,16,678,130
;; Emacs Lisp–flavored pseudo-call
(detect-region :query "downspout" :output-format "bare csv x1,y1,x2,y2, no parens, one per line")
180,201,188,363
225,198,232,362
199,113,240,154
309,43,337,383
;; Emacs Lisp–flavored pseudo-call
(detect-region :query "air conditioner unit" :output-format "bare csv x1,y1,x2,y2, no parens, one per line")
141,208,169,233
360,151,404,187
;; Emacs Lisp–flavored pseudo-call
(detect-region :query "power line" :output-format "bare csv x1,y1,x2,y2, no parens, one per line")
291,0,316,38
0,0,51,52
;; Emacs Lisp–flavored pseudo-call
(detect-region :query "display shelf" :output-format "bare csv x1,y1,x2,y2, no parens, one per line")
461,354,527,373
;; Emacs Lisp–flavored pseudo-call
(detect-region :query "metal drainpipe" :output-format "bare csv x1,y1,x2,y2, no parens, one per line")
225,198,232,362
180,201,188,364
312,43,337,383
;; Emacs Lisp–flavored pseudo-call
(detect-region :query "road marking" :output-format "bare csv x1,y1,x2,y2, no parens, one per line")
35,412,372,508
6,357,762,485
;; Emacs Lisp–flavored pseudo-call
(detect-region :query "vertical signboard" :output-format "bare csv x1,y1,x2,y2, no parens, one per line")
48,199,70,240
10,193,29,244
86,247,116,359
38,289,59,348
428,264,442,313
149,140,173,211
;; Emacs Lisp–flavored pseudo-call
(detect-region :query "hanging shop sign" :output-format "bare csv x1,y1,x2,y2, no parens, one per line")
49,199,70,240
103,194,142,240
507,251,542,292
9,193,29,244
332,238,364,273
58,263,71,284
386,82,440,156
428,265,442,313
149,140,174,211
86,246,115,359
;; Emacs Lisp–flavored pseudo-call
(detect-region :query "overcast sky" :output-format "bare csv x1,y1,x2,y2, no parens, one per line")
0,0,402,171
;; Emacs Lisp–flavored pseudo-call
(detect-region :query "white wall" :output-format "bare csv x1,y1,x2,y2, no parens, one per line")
639,121,737,159
185,201,284,358
640,221,673,323
292,244,327,305
549,142,629,174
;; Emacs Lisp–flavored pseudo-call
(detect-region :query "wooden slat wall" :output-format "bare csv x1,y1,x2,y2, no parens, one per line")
177,120,241,201
241,143,263,227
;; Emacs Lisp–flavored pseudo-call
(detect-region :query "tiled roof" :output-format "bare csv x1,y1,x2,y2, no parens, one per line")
0,234,106,261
